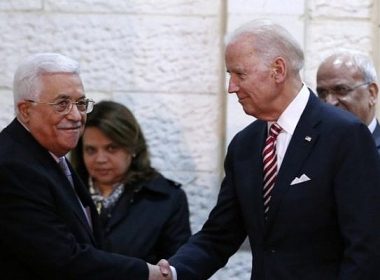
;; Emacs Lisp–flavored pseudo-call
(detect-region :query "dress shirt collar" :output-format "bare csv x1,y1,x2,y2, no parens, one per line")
270,83,310,135
368,117,376,134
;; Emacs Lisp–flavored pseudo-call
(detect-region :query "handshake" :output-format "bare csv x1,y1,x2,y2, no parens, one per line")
148,259,173,280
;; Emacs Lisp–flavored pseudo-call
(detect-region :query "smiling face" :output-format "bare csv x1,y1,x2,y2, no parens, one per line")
18,73,86,157
225,35,280,120
82,127,132,189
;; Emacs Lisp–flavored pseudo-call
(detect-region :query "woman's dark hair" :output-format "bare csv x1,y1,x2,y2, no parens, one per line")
71,100,156,187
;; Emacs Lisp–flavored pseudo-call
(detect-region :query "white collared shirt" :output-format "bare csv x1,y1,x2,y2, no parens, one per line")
268,84,310,170
368,117,376,134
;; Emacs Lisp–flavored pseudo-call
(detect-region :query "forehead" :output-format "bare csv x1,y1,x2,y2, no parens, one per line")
38,72,84,99
225,36,257,70
317,57,363,85
83,127,112,144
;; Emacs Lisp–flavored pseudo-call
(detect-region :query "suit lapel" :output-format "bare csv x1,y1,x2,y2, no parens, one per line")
235,120,268,231
57,164,97,243
265,94,321,228
372,121,380,154
6,119,98,244
69,165,106,245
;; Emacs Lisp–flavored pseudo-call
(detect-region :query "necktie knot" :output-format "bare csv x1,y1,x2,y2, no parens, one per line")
269,123,282,139
58,157,73,185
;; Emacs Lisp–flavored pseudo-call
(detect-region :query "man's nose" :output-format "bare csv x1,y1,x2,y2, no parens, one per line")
228,78,239,94
324,93,339,106
66,103,83,120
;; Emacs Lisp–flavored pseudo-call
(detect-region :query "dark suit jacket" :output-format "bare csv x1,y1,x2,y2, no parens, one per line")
89,174,191,264
372,121,380,154
169,93,380,280
0,119,149,280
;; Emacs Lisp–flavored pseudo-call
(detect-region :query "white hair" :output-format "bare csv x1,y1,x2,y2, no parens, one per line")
13,52,80,113
225,19,304,74
320,50,378,83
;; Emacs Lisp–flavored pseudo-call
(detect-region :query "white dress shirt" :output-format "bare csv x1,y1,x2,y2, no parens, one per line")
268,84,310,170
368,117,376,134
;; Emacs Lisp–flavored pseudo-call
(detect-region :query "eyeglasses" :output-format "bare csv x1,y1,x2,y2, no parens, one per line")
26,98,95,114
317,82,370,99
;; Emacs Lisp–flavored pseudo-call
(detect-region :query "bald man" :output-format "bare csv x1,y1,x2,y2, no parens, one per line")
316,51,380,153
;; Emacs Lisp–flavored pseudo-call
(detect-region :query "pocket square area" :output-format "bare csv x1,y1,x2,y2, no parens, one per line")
290,174,311,185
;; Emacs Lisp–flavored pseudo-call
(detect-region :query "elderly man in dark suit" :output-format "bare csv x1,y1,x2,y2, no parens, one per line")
316,51,380,154
0,52,166,280
157,19,380,280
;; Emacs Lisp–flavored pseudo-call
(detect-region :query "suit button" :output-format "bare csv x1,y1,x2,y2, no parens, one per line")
270,249,276,253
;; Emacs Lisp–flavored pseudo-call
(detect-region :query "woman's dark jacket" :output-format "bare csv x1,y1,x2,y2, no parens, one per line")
86,173,191,264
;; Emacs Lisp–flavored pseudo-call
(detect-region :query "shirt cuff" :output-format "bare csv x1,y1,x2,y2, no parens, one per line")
170,266,177,280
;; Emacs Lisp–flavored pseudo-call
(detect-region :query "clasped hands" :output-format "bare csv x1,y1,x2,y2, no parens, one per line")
148,259,172,280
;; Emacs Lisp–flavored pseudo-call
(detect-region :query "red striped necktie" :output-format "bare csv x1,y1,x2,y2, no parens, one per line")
262,123,282,218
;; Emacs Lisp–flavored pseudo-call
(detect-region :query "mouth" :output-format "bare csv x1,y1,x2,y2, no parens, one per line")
58,125,82,131
94,169,112,176
238,96,249,104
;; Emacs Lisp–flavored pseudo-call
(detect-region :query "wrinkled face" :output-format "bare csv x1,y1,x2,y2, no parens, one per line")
82,127,132,187
316,59,376,125
225,36,277,120
20,73,86,157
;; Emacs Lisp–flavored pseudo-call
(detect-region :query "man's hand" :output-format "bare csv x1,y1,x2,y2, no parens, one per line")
147,262,172,280
157,259,172,278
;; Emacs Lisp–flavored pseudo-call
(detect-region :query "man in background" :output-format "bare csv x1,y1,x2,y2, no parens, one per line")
316,51,380,153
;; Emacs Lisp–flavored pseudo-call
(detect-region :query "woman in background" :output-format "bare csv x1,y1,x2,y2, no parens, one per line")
71,100,191,264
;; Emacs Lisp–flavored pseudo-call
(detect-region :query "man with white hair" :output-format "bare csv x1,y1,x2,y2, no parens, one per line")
316,51,380,153
158,20,380,280
0,52,167,280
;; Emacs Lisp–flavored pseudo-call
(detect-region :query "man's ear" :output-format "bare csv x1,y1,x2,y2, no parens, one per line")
271,57,286,83
368,82,378,106
17,101,31,123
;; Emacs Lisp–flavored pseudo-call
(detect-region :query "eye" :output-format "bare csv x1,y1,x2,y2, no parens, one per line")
316,88,327,98
76,99,88,111
106,144,120,153
237,72,246,80
333,85,350,96
54,99,70,112
83,146,96,156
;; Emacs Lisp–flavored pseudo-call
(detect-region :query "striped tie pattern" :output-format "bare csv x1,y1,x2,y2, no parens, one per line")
262,123,282,217
58,157,74,186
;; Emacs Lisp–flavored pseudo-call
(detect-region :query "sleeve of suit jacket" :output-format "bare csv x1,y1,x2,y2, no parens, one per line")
168,140,249,280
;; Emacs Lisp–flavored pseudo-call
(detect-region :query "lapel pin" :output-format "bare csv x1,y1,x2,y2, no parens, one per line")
304,136,312,142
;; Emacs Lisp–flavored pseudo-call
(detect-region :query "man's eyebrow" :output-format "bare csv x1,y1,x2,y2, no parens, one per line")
53,94,86,100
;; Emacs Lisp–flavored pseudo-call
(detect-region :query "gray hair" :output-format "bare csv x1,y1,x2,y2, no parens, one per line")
320,50,378,83
225,19,304,74
13,52,80,113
